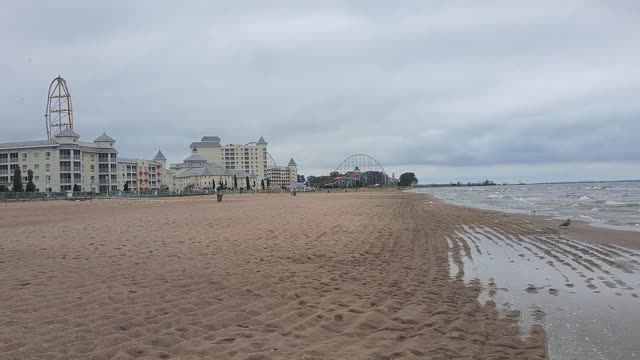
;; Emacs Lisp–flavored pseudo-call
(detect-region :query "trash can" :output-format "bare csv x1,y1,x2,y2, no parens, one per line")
216,193,223,202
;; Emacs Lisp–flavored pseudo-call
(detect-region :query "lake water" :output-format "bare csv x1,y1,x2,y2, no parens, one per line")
411,181,640,232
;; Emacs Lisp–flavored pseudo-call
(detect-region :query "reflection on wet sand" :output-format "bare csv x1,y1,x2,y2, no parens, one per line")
448,224,640,360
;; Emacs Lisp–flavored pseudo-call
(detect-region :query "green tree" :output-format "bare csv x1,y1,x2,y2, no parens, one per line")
124,181,130,192
72,184,81,192
245,176,250,190
266,178,271,188
307,175,330,186
233,174,238,190
398,172,418,186
224,179,228,188
12,168,23,192
217,179,224,191
26,169,36,192
260,179,264,189
0,185,8,192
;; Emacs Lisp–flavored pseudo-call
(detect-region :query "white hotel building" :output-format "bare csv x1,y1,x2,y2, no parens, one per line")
175,136,298,190
0,129,119,193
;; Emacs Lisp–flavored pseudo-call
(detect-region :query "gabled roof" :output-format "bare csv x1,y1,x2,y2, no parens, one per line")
257,136,267,144
201,136,221,142
154,149,167,161
287,158,297,167
94,132,115,142
56,128,80,138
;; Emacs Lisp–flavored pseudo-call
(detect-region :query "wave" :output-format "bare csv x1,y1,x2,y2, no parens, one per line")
604,201,639,207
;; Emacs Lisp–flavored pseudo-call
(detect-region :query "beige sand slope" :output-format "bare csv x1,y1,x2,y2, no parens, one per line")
0,192,546,359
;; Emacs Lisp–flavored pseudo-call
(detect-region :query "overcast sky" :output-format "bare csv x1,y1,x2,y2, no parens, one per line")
2,1,639,183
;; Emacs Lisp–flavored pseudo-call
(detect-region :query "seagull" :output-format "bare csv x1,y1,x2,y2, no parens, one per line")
559,219,571,227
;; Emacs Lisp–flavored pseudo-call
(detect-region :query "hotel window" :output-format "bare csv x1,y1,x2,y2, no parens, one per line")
34,176,39,181
60,173,71,184
91,176,95,182
90,165,95,171
22,153,27,160
59,161,71,172
98,153,109,162
10,153,18,162
0,154,7,163
74,161,82,172
73,173,82,183
34,164,39,170
45,164,50,170
0,176,8,184
73,150,81,160
45,151,50,160
110,153,117,161
0,165,7,174
22,165,27,171
34,152,39,158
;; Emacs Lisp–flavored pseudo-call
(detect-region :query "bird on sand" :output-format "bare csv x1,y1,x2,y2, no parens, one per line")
559,219,571,227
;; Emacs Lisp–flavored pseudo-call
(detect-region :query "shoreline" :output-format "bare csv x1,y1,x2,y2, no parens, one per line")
410,192,640,250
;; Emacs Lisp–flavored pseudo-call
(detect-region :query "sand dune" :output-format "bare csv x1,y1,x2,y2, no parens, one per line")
0,192,548,359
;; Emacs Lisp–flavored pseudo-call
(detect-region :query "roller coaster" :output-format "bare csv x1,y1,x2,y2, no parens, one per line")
324,154,392,187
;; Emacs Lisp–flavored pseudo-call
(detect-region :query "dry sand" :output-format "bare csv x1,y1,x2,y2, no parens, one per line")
2,190,609,359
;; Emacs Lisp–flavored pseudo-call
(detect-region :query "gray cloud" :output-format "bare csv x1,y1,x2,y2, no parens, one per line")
1,1,639,183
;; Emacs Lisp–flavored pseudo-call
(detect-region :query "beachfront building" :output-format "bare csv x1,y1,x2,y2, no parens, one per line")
185,135,299,190
188,136,268,180
171,151,258,192
0,130,119,193
264,158,298,189
117,150,170,192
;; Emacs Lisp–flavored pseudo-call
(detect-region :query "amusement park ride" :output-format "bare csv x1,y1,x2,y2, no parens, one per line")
44,76,74,140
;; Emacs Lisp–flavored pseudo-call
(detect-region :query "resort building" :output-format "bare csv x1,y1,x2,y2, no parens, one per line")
184,135,299,190
188,136,268,180
171,151,258,192
0,130,119,193
264,158,298,189
117,150,169,192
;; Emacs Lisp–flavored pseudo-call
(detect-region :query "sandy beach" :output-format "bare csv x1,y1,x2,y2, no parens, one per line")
1,191,638,359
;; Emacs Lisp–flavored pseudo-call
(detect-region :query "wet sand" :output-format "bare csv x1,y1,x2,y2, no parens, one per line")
0,192,636,359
